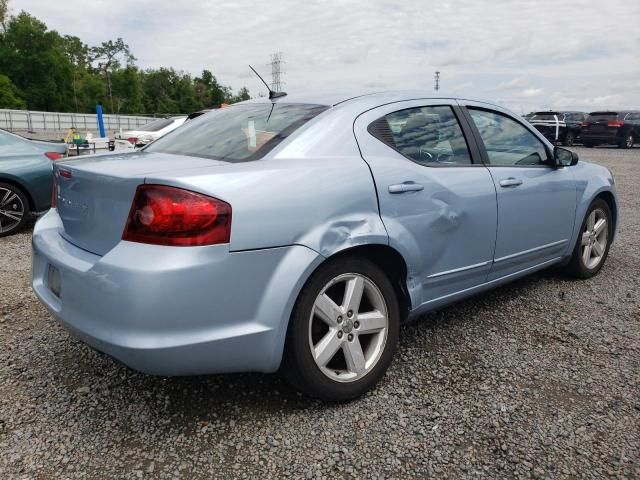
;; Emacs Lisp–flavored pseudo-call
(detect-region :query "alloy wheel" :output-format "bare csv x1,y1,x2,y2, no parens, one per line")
580,208,608,270
0,187,25,234
308,273,388,382
626,135,634,148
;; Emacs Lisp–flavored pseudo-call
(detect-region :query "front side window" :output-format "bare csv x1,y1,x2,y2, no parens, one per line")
368,106,472,165
468,109,549,166
146,103,328,162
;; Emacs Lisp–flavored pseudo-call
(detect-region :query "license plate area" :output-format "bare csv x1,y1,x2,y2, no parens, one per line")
47,264,61,298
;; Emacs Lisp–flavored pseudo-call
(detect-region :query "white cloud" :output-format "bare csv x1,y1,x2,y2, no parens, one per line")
12,0,640,112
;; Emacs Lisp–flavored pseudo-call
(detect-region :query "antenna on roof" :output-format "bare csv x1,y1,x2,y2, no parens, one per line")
249,65,287,100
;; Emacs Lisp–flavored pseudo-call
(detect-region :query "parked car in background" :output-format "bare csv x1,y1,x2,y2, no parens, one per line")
33,92,617,401
581,111,640,148
0,128,67,236
529,111,586,146
115,116,187,147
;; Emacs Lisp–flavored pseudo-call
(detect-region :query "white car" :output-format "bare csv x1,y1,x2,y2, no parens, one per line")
116,116,187,147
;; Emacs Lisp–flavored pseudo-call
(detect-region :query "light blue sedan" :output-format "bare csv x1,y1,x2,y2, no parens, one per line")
32,92,617,401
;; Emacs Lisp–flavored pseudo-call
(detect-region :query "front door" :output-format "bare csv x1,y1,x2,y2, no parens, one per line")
461,104,577,280
354,100,497,309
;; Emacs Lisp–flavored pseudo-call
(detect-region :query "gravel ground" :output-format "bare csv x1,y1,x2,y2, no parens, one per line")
1,147,638,479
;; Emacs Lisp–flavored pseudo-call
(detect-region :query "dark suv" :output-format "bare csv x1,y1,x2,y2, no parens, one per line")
528,111,586,146
581,111,640,148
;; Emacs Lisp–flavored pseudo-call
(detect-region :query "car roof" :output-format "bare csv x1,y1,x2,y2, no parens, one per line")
239,90,502,108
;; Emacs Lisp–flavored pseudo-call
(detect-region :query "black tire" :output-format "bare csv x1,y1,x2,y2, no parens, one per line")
583,142,595,148
563,131,576,147
619,133,634,149
0,182,29,237
564,198,613,279
281,256,399,402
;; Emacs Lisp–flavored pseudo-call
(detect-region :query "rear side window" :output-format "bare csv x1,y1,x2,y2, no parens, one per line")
368,106,472,165
146,103,328,162
469,108,548,166
587,112,618,121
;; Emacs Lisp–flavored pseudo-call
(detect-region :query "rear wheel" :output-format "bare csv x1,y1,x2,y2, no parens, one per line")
619,133,634,149
583,142,595,148
563,131,576,146
564,199,612,278
282,256,399,402
0,183,29,237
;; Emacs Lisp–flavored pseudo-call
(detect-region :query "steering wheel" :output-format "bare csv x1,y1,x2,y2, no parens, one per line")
418,147,433,160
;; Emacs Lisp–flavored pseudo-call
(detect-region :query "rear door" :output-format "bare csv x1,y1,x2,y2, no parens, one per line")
460,102,577,279
354,100,497,308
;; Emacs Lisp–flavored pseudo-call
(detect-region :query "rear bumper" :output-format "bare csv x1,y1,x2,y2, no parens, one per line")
32,210,322,375
580,132,621,144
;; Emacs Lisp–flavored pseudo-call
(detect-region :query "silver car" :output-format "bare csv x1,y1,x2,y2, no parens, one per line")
32,92,617,401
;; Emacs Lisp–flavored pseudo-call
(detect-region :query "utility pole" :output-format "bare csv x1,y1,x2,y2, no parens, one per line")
434,71,440,91
270,52,284,92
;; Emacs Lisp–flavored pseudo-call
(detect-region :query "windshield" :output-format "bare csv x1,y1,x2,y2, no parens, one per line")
531,112,561,121
138,117,177,132
146,103,329,162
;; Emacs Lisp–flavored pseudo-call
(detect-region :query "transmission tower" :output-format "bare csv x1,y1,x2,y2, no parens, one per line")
434,71,440,91
270,52,284,92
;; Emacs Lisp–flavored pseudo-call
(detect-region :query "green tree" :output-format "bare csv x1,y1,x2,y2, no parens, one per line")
62,35,90,111
0,74,25,108
90,37,136,113
0,0,8,31
111,66,143,113
0,2,250,115
231,86,250,103
0,11,73,111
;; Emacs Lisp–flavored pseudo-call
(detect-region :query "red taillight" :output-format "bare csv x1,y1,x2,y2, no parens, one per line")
608,120,624,128
122,185,231,246
127,137,138,144
581,121,591,127
45,152,63,161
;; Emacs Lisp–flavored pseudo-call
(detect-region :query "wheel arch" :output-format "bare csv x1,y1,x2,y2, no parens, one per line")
307,244,412,321
595,190,617,241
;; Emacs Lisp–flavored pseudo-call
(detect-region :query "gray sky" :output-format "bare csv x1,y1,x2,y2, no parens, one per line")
14,0,640,113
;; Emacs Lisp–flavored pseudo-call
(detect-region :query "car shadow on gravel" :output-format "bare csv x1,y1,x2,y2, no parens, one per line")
35,266,574,426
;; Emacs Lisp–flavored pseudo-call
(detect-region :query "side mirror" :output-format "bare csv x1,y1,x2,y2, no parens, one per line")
554,146,579,167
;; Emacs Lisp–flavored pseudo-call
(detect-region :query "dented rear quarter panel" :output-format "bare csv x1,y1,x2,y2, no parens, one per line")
143,105,389,256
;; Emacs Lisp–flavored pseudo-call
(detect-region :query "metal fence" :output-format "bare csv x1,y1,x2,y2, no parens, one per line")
0,109,157,134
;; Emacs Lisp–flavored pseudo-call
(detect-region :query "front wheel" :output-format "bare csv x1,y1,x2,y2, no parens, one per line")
281,257,399,402
564,199,612,278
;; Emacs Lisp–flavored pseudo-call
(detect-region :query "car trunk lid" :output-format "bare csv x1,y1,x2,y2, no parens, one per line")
53,152,226,255
584,112,618,133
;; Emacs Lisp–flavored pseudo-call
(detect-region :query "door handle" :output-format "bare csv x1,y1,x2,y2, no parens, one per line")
499,178,523,188
388,182,424,194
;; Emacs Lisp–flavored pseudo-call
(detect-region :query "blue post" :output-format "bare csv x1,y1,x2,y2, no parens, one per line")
96,104,106,138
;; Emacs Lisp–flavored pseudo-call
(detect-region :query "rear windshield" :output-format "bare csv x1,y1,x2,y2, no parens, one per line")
139,117,177,132
531,112,561,121
145,103,329,162
587,112,618,121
